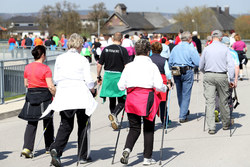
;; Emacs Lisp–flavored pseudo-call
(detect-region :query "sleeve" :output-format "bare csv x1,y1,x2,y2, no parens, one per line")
168,49,175,68
117,66,128,91
83,58,95,89
45,66,52,78
164,60,172,80
191,48,200,67
98,48,106,65
122,47,129,65
199,49,206,73
232,43,236,50
53,57,59,84
153,65,167,92
227,49,236,82
24,66,28,78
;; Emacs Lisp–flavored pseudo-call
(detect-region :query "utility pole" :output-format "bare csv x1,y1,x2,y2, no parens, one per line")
97,19,100,37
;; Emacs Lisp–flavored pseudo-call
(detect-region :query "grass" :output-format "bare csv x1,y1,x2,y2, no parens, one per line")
4,94,25,101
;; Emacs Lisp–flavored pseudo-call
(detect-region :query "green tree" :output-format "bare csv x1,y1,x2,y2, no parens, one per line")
234,15,250,39
173,6,216,36
37,1,82,36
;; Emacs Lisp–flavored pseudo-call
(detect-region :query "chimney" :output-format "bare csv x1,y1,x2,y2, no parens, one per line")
224,6,229,15
115,3,127,15
216,6,222,14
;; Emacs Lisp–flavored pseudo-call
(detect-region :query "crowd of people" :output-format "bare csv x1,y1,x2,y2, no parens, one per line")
18,29,247,166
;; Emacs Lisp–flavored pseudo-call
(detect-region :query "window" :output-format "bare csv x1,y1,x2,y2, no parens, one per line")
14,24,20,26
28,24,33,26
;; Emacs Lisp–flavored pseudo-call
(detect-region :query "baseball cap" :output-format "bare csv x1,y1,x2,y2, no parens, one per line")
221,36,230,45
211,30,222,38
192,31,198,36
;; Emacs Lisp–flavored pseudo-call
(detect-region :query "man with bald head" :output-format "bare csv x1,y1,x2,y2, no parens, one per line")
97,32,129,130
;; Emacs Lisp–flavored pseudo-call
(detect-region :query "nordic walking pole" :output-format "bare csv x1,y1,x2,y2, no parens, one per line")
196,68,199,121
159,88,171,165
77,117,90,166
203,106,207,132
111,108,125,165
33,118,52,158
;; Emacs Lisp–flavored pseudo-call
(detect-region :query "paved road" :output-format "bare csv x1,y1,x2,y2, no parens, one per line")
1,64,250,167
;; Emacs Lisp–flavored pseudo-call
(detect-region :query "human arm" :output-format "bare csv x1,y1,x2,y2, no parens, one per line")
117,66,128,91
45,77,56,96
153,65,167,92
97,63,103,85
199,49,206,73
227,49,236,84
24,78,28,88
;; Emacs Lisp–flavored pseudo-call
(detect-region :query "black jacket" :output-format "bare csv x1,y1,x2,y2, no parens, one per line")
18,88,53,121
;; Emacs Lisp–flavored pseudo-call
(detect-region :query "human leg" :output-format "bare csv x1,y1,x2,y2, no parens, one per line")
76,109,90,160
173,76,183,118
179,70,194,120
109,97,116,114
23,121,38,151
203,73,217,131
43,118,54,151
143,117,155,159
216,75,230,128
50,110,75,156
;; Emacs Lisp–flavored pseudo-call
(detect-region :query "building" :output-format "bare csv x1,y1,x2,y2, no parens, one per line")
80,15,95,28
155,6,236,37
8,16,48,39
104,3,170,35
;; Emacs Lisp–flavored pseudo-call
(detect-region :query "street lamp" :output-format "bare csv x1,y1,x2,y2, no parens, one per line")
192,19,198,32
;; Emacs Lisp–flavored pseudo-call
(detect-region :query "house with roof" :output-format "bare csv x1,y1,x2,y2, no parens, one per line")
155,6,235,38
8,16,48,39
104,3,170,35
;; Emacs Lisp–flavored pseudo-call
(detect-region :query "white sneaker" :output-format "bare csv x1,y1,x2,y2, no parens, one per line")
143,158,156,166
120,148,131,164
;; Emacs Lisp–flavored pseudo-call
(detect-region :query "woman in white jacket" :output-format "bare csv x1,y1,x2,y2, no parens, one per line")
47,33,97,167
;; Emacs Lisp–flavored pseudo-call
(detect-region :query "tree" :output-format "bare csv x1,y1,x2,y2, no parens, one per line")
88,2,109,34
37,1,82,36
234,15,250,39
173,6,216,36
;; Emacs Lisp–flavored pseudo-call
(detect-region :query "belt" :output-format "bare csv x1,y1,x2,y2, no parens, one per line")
205,71,227,74
180,66,193,70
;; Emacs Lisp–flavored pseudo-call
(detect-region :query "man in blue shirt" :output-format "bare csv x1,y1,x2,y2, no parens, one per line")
169,31,200,123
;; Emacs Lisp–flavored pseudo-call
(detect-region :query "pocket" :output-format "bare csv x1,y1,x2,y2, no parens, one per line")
172,66,181,76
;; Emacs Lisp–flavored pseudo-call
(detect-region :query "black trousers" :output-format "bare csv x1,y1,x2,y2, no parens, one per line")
124,113,155,158
23,118,54,151
109,97,125,116
159,101,169,125
50,109,90,158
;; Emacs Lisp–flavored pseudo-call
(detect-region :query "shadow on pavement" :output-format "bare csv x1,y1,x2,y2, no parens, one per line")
0,151,12,160
127,147,183,166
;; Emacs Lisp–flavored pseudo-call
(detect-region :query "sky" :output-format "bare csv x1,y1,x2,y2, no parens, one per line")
1,0,250,14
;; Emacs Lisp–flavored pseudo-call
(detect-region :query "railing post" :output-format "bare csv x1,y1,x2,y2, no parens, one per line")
0,61,5,104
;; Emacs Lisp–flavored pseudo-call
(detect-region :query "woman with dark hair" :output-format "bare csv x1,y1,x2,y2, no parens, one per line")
232,34,248,80
19,45,56,158
118,39,167,166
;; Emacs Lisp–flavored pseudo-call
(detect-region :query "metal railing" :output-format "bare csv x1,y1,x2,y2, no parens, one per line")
0,47,62,104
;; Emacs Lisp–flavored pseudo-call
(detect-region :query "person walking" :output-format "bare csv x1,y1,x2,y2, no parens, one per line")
168,31,200,123
160,38,170,60
150,41,172,126
91,38,102,62
118,39,167,166
122,34,135,62
18,45,56,158
232,34,248,80
44,33,98,166
192,31,202,54
199,30,235,135
97,32,129,130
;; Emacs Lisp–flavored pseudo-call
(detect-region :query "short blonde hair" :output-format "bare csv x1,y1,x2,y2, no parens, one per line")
67,33,83,49
234,34,241,41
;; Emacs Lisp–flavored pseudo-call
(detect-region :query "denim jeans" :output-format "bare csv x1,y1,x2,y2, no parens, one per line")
173,70,194,120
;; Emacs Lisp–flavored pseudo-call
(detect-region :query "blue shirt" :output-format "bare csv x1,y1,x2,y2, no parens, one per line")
168,41,200,68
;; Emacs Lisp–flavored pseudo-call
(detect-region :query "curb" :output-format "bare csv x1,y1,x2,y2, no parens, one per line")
0,109,21,120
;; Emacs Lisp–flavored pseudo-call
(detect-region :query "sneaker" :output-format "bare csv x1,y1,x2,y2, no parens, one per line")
208,130,216,135
50,149,61,167
215,110,220,122
108,114,119,130
223,126,229,130
120,148,130,165
45,147,50,154
79,157,92,164
143,158,156,166
179,118,188,123
21,148,33,158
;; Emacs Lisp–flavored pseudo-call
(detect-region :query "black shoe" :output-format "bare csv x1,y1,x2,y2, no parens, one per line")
179,118,188,123
50,149,61,167
120,148,130,164
187,110,190,116
79,157,92,164
208,130,216,135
